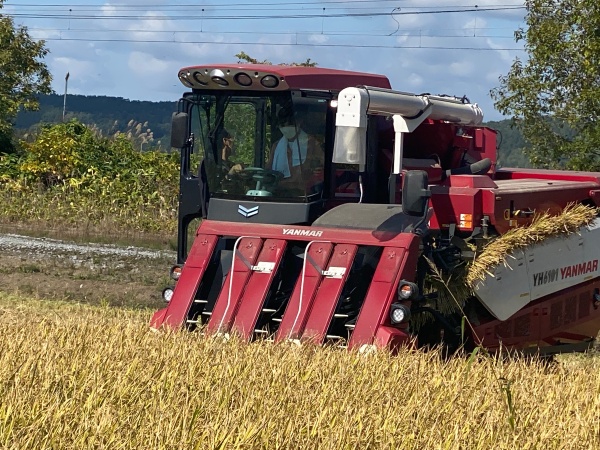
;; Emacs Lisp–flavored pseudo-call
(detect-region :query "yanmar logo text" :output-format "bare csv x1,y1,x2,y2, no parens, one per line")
533,259,598,287
282,228,324,237
561,259,598,279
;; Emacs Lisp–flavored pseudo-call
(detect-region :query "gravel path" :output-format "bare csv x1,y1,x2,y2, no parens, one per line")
0,233,174,307
0,233,175,260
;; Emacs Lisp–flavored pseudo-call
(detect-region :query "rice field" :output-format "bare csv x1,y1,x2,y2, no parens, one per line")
1,294,599,450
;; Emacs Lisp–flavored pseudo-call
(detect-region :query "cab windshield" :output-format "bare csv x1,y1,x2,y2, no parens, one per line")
187,91,328,200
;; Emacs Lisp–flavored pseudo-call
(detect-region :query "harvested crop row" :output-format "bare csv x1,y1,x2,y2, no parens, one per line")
1,295,599,450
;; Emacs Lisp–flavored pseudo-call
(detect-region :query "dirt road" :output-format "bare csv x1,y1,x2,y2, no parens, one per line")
0,233,175,308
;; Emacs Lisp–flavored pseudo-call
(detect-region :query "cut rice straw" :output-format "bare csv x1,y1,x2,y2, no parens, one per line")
466,203,598,288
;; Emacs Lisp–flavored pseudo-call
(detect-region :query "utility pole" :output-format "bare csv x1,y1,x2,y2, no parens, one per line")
62,72,69,122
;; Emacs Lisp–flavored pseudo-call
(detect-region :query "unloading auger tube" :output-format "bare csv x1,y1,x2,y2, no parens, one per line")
333,86,484,176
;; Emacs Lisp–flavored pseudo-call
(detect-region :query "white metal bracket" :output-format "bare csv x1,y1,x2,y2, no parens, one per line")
251,261,275,273
322,266,347,279
392,103,433,174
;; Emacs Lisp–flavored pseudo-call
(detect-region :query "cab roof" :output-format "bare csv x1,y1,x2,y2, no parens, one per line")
178,64,392,91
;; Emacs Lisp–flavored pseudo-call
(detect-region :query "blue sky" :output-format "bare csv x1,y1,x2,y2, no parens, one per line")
4,0,526,121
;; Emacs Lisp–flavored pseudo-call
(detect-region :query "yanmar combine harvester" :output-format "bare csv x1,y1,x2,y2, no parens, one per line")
151,64,600,355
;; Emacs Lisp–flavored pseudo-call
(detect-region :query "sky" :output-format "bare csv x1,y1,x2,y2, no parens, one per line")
4,0,527,121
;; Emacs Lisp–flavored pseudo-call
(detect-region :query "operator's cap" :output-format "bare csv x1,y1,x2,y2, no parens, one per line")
277,105,296,126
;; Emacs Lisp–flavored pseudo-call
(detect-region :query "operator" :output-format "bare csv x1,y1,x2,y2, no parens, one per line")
220,129,235,163
218,128,243,175
268,107,324,195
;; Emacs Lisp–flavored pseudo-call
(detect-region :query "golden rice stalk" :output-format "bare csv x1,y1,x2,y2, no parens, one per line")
412,272,473,330
3,294,600,449
466,203,598,288
0,293,600,450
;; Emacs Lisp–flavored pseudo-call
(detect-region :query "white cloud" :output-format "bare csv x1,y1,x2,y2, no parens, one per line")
128,51,170,73
53,56,95,76
395,33,410,45
448,61,476,77
308,34,329,44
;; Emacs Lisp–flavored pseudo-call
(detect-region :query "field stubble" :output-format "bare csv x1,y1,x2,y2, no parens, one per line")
0,296,599,450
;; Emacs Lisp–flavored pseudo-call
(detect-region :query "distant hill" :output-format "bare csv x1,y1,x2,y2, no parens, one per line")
485,119,530,168
15,94,176,150
15,94,531,165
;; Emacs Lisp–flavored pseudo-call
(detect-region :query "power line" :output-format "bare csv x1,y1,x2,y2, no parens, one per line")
5,2,528,12
32,35,525,51
10,2,525,53
7,6,526,21
5,1,524,8
25,26,520,39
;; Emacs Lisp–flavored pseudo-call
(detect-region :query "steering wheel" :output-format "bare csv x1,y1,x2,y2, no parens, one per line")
235,167,283,187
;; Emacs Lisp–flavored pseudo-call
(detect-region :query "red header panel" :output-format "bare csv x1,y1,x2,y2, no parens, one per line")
198,220,417,248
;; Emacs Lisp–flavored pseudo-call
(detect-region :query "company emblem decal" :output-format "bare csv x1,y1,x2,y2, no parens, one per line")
532,259,598,286
282,228,324,237
238,205,259,218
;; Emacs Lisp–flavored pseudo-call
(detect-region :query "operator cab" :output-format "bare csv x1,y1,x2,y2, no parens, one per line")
176,89,334,228
193,90,329,200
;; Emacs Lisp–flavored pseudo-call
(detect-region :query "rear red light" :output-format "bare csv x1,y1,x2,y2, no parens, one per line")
170,265,182,281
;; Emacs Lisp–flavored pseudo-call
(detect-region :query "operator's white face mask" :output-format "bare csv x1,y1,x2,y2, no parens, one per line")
279,126,298,140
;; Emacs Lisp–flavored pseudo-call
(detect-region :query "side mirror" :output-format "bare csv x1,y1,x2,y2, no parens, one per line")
402,170,431,217
170,112,190,148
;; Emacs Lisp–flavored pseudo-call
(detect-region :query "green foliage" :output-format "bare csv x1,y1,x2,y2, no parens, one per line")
0,120,179,234
0,129,15,154
0,151,20,182
492,0,600,170
236,51,271,65
235,51,318,67
19,120,96,181
223,103,261,166
0,3,52,138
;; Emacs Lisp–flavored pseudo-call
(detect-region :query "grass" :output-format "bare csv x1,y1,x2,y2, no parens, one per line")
1,294,599,449
0,188,177,244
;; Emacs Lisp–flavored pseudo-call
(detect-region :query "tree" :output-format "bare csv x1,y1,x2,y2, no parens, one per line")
491,0,600,170
235,51,317,67
0,0,52,151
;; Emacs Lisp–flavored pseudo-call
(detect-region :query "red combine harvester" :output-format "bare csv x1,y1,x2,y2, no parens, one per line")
151,64,600,355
